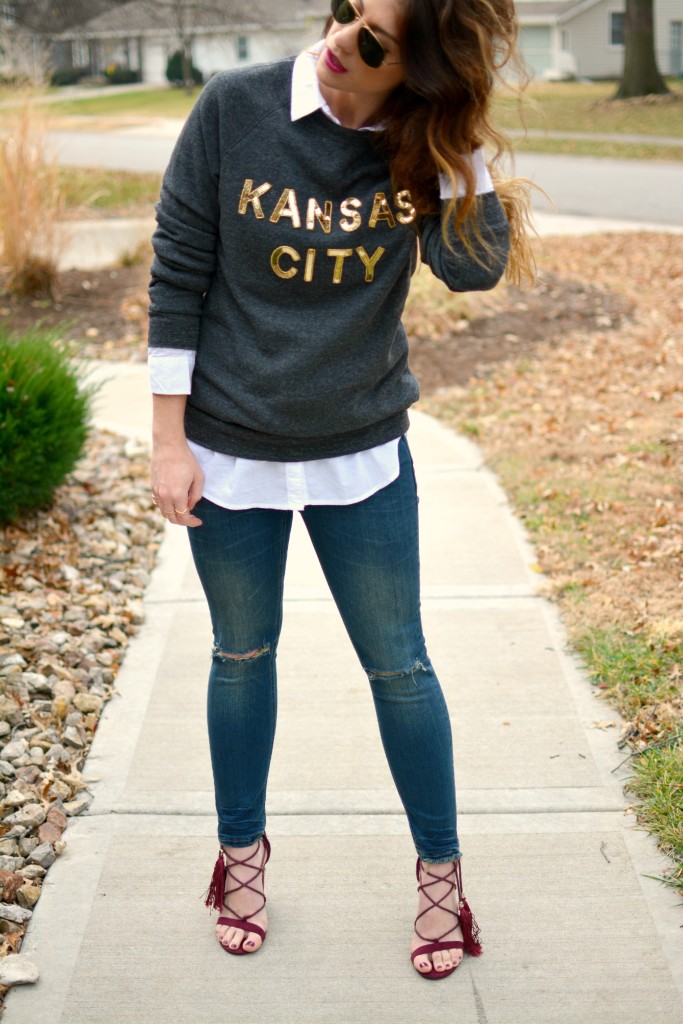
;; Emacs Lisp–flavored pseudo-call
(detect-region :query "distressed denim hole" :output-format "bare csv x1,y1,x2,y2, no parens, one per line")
212,644,270,663
366,657,427,683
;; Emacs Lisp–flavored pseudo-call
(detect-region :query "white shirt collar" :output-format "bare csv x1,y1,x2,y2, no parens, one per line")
291,41,380,131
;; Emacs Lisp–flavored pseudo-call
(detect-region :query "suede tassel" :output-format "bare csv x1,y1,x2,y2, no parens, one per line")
455,861,483,957
204,848,227,911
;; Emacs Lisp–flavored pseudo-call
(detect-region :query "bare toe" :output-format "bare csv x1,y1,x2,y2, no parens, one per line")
414,953,432,974
224,927,241,950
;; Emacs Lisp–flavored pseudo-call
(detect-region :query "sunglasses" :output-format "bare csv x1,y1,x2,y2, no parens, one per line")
330,0,402,69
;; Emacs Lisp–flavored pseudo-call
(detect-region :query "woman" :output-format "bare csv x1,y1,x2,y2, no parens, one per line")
149,0,532,980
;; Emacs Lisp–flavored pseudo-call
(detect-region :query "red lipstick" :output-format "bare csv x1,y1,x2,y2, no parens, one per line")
324,48,348,73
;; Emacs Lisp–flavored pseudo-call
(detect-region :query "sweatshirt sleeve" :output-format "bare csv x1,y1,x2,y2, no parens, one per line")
418,188,510,293
148,77,222,352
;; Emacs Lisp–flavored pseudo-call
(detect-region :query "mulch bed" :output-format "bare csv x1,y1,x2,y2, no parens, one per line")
0,252,634,390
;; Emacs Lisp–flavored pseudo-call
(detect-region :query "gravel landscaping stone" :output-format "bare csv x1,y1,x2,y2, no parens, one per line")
0,904,32,925
4,805,46,829
27,844,56,870
0,953,39,986
0,430,163,974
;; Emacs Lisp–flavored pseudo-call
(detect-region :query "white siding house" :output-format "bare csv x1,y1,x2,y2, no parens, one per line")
59,0,328,84
517,0,682,79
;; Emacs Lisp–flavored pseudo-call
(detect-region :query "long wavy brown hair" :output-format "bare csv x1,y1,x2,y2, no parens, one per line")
324,0,535,284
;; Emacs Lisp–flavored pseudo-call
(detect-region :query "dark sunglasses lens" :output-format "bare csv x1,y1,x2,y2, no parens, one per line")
358,27,385,68
331,0,355,25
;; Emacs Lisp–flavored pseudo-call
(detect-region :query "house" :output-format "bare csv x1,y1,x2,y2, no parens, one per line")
516,0,682,79
0,1,49,80
6,0,681,87
58,0,329,85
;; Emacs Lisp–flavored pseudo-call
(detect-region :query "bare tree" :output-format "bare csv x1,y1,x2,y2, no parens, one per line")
3,1,118,81
614,0,669,98
11,2,116,34
141,1,235,91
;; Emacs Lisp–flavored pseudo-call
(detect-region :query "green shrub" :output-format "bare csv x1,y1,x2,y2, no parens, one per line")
165,50,204,87
104,65,142,85
0,329,95,526
50,67,90,87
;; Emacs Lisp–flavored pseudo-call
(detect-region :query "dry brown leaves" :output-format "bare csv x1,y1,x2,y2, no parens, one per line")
425,231,683,642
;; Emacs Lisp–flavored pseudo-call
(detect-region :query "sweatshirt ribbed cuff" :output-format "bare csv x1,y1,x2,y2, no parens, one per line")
148,312,201,351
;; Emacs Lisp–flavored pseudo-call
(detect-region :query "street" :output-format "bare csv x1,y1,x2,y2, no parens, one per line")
47,127,683,226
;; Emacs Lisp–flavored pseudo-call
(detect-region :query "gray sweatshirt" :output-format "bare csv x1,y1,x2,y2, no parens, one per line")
148,57,510,461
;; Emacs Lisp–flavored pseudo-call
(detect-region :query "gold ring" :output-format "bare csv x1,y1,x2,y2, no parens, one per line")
174,506,190,515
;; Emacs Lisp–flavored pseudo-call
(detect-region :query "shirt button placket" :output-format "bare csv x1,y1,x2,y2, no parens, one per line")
286,461,308,511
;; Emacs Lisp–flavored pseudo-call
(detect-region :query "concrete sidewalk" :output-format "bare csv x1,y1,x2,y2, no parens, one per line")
5,372,683,1023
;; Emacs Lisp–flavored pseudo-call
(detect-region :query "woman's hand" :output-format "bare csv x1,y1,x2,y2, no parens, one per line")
152,439,204,527
151,394,204,527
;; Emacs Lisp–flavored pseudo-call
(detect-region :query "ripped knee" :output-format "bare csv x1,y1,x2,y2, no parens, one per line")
212,643,270,663
365,656,428,683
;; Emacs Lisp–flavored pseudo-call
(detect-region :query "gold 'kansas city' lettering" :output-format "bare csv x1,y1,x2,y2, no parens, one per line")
369,192,396,229
306,199,333,233
328,249,354,285
270,246,386,284
238,179,272,218
356,246,386,283
270,189,301,228
304,248,317,282
395,190,417,225
339,198,362,232
271,246,300,279
238,180,415,229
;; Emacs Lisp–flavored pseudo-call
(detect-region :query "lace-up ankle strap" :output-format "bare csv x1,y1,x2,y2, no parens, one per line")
204,833,271,915
414,859,459,943
414,857,483,957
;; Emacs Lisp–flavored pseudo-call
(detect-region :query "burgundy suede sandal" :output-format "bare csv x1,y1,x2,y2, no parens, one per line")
411,858,482,980
204,833,271,955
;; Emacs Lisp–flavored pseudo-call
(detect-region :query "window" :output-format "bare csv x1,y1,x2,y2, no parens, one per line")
609,11,625,47
0,3,15,26
236,36,249,61
671,21,682,75
672,21,682,53
72,40,90,67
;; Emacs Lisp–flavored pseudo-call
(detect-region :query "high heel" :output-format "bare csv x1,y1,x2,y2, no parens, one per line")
205,833,271,955
411,858,482,980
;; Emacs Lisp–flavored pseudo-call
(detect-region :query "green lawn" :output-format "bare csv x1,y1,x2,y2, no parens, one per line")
511,136,683,162
494,78,683,137
58,166,162,215
39,86,199,120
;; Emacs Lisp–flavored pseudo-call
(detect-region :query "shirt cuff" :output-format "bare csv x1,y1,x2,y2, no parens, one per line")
438,148,493,199
148,348,196,394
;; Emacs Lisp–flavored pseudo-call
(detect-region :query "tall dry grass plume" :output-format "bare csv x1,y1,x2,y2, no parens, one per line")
0,97,65,296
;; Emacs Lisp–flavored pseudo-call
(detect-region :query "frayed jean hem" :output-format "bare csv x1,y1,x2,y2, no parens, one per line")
218,831,265,848
416,850,462,865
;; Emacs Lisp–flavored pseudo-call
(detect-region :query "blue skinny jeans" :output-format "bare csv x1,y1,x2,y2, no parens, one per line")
187,437,461,864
